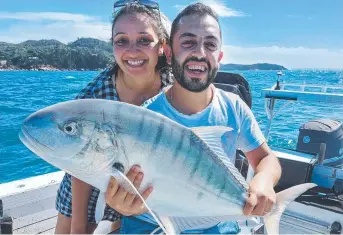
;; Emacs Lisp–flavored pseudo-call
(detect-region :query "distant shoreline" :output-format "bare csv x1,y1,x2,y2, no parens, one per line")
0,67,101,72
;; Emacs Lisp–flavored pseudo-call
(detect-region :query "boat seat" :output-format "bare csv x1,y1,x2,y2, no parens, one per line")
213,72,252,179
214,71,252,108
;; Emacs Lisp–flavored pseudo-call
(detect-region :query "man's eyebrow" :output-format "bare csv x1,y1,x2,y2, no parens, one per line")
205,35,219,41
180,32,197,39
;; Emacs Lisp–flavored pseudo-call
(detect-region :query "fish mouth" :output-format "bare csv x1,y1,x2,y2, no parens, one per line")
19,126,53,157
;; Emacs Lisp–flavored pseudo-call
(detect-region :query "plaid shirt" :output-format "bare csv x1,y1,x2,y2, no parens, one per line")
76,67,173,100
56,67,173,223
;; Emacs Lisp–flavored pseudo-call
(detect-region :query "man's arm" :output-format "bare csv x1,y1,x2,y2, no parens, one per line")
243,142,281,216
71,177,93,234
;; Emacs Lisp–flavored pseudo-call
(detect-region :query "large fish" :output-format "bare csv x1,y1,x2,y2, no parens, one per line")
19,99,315,234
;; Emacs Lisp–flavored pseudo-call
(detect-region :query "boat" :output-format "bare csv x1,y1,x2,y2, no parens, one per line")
260,79,343,234
1,71,342,234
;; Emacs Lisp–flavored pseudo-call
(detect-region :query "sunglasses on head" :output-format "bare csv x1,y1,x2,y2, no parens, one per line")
113,0,159,10
113,0,164,42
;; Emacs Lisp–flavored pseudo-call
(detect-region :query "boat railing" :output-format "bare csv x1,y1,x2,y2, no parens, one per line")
280,83,343,92
261,82,343,140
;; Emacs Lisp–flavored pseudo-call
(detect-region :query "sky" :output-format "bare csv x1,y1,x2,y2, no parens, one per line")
0,0,342,69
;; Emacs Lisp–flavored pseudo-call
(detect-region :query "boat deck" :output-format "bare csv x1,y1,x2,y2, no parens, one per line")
12,209,57,234
0,172,63,234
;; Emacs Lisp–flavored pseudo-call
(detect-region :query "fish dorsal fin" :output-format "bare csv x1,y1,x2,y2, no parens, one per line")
190,126,249,190
191,126,235,158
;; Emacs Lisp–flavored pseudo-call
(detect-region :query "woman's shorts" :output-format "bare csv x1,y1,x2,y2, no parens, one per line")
55,173,121,223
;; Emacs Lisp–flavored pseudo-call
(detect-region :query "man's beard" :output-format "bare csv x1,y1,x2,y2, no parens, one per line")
171,56,218,93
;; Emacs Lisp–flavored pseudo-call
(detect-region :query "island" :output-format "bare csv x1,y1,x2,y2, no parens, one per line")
220,63,288,71
0,38,287,71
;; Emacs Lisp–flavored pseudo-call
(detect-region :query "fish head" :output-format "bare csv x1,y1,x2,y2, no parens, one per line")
19,100,128,185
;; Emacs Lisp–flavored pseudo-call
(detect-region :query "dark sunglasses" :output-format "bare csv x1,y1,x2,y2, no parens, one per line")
113,0,159,10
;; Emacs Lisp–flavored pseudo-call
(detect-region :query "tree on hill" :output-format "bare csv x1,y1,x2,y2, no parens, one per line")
0,38,113,70
19,39,64,47
68,37,112,53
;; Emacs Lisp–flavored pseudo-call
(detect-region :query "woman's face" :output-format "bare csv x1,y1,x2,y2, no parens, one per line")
112,13,162,78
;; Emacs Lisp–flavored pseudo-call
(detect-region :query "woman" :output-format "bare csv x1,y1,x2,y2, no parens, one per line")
54,2,173,234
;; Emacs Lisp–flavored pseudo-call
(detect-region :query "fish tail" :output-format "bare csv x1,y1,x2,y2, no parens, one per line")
264,183,316,234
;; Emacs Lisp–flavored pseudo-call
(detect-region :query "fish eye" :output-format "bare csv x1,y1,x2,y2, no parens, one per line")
63,122,77,135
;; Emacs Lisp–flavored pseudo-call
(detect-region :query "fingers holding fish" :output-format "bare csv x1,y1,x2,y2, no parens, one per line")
130,186,153,215
124,172,143,203
250,194,268,216
243,192,257,215
127,165,142,181
243,172,277,216
263,196,275,215
106,176,119,198
115,165,141,200
105,165,153,216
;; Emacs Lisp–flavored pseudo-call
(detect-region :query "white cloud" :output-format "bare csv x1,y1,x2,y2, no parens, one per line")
0,12,111,43
0,12,96,22
174,0,246,17
221,45,343,69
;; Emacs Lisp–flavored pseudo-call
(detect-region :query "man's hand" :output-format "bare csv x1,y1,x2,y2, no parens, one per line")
105,165,153,216
243,172,276,216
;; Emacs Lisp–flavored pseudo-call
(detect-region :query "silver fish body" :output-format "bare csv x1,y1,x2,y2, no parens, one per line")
19,99,316,234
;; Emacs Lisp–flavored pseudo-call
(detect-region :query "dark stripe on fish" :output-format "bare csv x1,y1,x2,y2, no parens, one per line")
206,163,214,184
189,148,201,179
137,111,146,138
152,119,165,151
172,129,186,163
219,180,226,197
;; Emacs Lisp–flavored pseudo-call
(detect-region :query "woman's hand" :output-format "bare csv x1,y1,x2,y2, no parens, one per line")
105,165,153,216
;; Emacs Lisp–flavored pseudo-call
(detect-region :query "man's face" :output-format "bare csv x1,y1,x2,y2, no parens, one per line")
171,14,223,92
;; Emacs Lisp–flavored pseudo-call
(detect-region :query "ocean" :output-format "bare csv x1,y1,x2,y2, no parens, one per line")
1,69,343,184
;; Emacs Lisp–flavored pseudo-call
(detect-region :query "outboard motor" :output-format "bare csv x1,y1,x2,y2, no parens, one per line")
297,119,343,196
296,119,343,167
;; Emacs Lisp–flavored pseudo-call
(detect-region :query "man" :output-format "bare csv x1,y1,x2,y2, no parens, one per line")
105,3,281,234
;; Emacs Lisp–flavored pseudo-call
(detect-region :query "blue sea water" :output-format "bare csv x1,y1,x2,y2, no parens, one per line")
0,69,343,184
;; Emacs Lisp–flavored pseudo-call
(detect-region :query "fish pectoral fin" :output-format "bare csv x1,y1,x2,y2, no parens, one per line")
190,126,249,189
95,192,106,223
264,183,317,234
191,126,237,160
